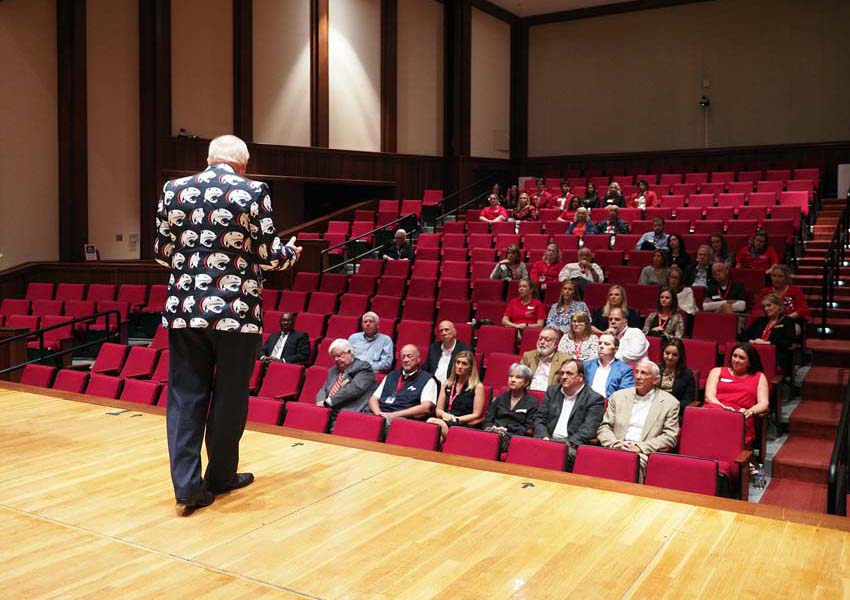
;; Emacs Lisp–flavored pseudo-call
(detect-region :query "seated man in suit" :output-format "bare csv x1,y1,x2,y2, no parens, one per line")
702,262,747,314
424,320,471,384
685,245,715,288
604,307,649,363
258,312,310,364
317,339,378,418
382,228,414,261
596,359,680,479
365,344,437,423
348,311,394,373
532,359,604,470
597,205,631,235
583,333,635,398
521,327,567,392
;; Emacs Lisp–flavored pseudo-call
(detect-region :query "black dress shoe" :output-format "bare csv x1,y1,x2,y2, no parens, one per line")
175,489,215,517
207,472,254,495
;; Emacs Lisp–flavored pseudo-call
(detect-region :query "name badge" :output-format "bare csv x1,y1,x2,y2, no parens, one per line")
516,409,527,414
720,378,734,383
385,395,395,405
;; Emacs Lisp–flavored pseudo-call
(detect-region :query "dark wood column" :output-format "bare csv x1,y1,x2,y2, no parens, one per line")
310,0,329,148
57,0,88,262
443,0,471,158
233,0,253,139
380,0,397,153
510,21,528,161
138,0,171,259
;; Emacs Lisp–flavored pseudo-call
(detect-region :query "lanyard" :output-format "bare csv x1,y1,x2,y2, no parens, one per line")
761,319,778,341
396,371,416,394
657,314,670,330
447,383,462,411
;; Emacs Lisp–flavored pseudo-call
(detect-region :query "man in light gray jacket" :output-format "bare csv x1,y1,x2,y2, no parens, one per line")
317,338,378,419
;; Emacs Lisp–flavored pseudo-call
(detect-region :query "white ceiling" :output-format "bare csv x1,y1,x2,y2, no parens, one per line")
487,0,627,18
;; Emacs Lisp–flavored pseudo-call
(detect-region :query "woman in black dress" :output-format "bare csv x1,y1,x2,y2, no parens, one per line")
483,363,538,452
657,337,696,422
428,350,486,443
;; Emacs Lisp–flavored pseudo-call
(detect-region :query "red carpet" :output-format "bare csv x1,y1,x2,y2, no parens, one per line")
759,479,828,513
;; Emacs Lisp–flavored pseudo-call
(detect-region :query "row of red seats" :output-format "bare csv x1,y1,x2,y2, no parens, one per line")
532,168,819,188
533,180,814,199
15,282,167,315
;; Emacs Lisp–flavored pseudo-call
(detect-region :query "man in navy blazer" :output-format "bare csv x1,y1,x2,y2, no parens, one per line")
583,333,635,398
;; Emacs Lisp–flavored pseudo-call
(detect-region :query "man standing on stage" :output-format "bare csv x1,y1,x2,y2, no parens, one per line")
154,134,301,516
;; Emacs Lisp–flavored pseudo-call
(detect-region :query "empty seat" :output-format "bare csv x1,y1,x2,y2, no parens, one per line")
150,350,169,383
89,300,129,333
278,290,308,313
338,293,370,317
119,379,160,405
19,364,55,388
332,411,385,442
52,369,89,393
31,299,64,317
86,283,116,302
396,320,433,348
149,326,169,350
255,362,304,401
572,445,639,482
247,396,284,425
307,291,339,315
55,283,85,302
117,284,148,313
5,314,39,333
142,285,168,314
347,274,377,296
29,315,73,352
376,276,407,297
325,315,360,339
283,402,330,433
645,453,720,496
0,299,31,317
25,282,54,301
294,313,326,340
85,374,123,399
482,352,521,388
436,299,472,324
385,418,441,450
441,428,500,461
679,407,748,499
293,272,321,292
401,298,435,322
357,258,384,277
370,295,401,321
119,346,160,379
505,437,567,471
438,278,470,302
91,343,130,375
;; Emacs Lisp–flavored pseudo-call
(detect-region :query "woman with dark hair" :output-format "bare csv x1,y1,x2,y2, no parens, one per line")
502,278,546,331
557,195,583,222
643,287,685,338
583,182,600,209
665,233,691,270
427,350,486,443
736,229,779,274
639,249,671,286
546,280,590,333
483,363,538,452
504,184,520,210
667,266,697,315
491,244,529,281
629,179,660,209
739,292,796,375
704,342,769,447
709,233,735,267
657,337,696,419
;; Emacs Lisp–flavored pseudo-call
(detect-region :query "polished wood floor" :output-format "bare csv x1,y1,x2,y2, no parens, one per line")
2,384,850,599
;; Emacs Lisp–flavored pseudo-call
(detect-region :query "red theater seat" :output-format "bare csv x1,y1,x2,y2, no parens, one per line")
332,411,385,442
247,396,284,425
53,369,89,393
645,453,719,496
20,364,55,388
573,445,639,482
505,437,567,471
85,374,123,399
283,403,330,433
119,346,160,379
442,428,500,461
386,418,441,450
119,379,160,405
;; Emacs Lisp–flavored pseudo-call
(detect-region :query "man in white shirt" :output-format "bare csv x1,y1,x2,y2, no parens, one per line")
702,262,747,314
558,247,605,284
423,321,471,383
532,360,604,470
366,345,437,423
605,307,649,363
521,327,567,391
596,360,680,479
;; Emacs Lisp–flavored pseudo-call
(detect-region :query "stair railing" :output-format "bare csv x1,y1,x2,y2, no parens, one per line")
828,376,850,515
817,193,850,338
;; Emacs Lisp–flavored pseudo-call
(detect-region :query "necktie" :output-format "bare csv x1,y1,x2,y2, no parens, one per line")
327,371,346,398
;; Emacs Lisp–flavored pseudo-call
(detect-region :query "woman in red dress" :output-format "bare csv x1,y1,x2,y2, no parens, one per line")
704,342,769,447
735,229,779,274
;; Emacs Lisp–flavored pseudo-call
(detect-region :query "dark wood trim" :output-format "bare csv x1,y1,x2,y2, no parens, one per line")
509,21,528,161
57,0,88,262
310,0,329,148
5,379,850,532
138,0,171,260
233,0,253,139
524,0,713,26
470,0,518,23
444,0,471,158
380,0,398,153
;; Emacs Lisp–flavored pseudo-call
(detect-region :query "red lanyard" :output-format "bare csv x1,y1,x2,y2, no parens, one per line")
761,319,777,341
574,339,584,358
718,284,731,300
396,371,415,394
657,314,670,330
447,383,462,411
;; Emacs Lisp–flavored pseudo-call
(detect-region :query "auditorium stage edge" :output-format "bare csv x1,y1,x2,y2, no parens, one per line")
1,383,849,599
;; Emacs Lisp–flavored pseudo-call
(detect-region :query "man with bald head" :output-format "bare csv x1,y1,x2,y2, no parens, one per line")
703,262,747,314
597,359,680,478
366,344,437,422
424,320,471,383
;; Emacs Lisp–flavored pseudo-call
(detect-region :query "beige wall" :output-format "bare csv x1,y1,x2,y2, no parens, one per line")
171,0,233,138
528,0,850,156
471,8,510,159
328,0,381,152
0,0,58,268
87,0,139,260
253,0,311,147
397,0,444,156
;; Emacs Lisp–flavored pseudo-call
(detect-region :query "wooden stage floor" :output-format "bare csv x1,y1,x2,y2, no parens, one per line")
2,384,850,599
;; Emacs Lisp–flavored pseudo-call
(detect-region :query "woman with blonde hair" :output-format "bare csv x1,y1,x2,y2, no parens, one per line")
428,350,486,443
592,284,640,333
558,311,598,361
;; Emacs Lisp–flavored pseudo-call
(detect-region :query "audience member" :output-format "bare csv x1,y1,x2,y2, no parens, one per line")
424,320,472,384
638,249,670,286
366,344,437,421
592,284,641,333
596,360,680,479
709,232,735,267
703,262,747,313
348,311,394,372
558,311,599,361
530,243,564,291
490,183,504,203
758,264,811,330
532,179,556,209
546,280,591,333
556,181,577,211
668,266,698,315
483,363,539,452
597,205,631,235
606,307,649,363
657,337,696,420
635,217,669,251
504,184,520,210
490,244,529,281
739,293,796,374
643,287,685,339
513,192,538,221
502,278,546,331
603,181,626,208
582,182,600,209
480,194,508,223
665,233,691,270
557,196,583,222
533,360,605,470
522,327,568,391
258,312,310,364
629,179,660,209
567,207,596,237
584,334,635,398
317,339,378,416
559,246,604,285
427,350,486,443
736,230,779,274
382,228,414,261
704,342,769,449
685,244,714,287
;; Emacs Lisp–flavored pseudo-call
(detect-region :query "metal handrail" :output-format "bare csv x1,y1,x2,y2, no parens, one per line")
818,194,850,337
0,309,122,377
433,171,503,225
828,375,850,515
321,212,419,255
322,214,419,274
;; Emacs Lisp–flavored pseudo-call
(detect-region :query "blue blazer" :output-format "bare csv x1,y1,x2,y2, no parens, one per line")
583,358,635,398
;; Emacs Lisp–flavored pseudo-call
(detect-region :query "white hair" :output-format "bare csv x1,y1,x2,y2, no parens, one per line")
395,228,407,237
636,359,661,379
361,311,380,324
328,338,353,356
207,135,249,166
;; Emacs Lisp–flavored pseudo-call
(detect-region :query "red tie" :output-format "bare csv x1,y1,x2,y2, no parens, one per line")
327,371,346,398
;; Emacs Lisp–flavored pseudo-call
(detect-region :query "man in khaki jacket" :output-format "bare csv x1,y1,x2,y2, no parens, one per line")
596,359,679,480
521,327,567,392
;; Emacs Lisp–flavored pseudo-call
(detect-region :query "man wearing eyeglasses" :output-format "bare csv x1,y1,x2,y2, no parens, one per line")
532,359,604,471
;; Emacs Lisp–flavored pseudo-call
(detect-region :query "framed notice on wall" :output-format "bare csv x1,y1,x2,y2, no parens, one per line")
83,244,99,262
